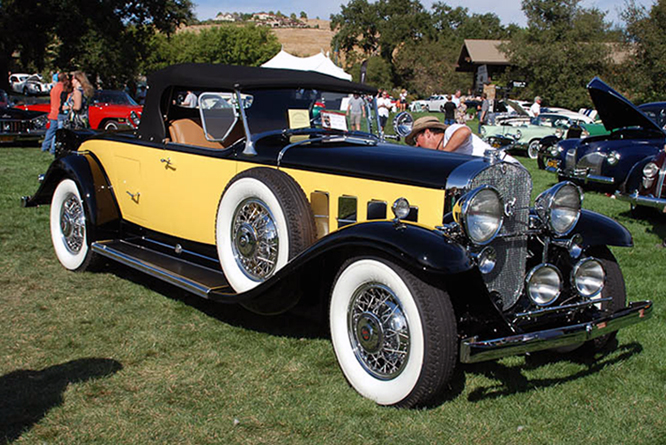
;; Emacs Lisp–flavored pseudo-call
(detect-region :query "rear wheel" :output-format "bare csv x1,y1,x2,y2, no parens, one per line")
527,140,541,159
50,179,99,271
103,120,119,131
329,257,457,407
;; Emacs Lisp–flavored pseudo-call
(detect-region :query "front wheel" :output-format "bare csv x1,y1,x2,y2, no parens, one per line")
527,140,541,159
50,179,99,271
329,257,457,407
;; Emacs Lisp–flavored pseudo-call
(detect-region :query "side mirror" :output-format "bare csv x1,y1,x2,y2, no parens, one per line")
393,111,414,138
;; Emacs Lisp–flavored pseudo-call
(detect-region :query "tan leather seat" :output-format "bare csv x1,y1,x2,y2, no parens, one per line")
168,118,224,149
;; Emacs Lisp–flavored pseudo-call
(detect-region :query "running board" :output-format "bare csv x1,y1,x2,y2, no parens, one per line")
91,240,236,299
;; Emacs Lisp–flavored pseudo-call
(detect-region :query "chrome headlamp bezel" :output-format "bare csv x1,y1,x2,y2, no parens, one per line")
643,162,659,179
453,185,504,246
526,263,562,306
535,181,583,236
572,257,605,298
513,129,522,140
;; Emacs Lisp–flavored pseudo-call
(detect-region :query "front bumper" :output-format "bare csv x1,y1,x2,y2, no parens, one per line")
615,190,666,212
544,163,615,185
460,300,652,363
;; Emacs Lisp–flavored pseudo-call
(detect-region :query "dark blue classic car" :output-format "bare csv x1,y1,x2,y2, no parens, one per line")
542,78,666,192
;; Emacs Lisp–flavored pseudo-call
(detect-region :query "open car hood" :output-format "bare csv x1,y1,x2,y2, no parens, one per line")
588,77,665,135
506,100,529,116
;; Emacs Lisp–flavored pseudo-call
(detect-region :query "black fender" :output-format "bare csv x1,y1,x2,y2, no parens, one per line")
219,220,476,313
575,209,633,248
22,152,121,241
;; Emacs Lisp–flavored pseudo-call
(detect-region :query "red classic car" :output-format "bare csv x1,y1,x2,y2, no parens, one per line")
16,89,142,130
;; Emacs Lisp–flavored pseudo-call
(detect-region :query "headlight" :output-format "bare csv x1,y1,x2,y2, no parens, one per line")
513,130,522,140
31,115,48,130
572,258,605,297
526,264,562,306
480,126,486,136
607,151,620,166
535,182,582,236
643,162,659,178
555,128,563,138
129,110,141,128
453,186,504,245
548,144,561,157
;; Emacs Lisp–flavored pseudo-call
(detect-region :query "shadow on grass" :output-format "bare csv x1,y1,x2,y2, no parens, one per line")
0,358,122,445
463,340,643,402
106,262,329,340
618,208,666,242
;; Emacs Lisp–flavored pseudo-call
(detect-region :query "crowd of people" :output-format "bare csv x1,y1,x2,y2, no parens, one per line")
41,71,94,155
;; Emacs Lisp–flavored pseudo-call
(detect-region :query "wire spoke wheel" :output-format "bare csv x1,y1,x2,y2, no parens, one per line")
231,198,279,280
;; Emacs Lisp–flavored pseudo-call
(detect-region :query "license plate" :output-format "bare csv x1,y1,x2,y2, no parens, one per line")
547,159,559,168
0,135,14,142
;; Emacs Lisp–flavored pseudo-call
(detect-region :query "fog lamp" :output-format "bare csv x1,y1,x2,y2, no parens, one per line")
391,198,411,220
572,258,605,297
526,264,562,306
475,246,497,274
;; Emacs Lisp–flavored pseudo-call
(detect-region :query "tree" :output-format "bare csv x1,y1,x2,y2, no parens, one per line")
300,11,308,19
619,0,666,102
142,24,281,73
0,0,194,90
502,0,614,109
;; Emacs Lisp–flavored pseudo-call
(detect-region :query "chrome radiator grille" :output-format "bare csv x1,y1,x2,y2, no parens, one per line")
469,163,532,309
0,119,31,134
565,148,577,171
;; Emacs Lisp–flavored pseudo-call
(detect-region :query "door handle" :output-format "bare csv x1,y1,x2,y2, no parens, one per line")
160,157,174,169
126,191,140,202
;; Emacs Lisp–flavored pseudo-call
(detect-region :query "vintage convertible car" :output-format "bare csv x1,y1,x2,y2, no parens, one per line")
541,78,666,192
0,89,47,144
23,64,652,408
17,89,142,131
615,148,666,214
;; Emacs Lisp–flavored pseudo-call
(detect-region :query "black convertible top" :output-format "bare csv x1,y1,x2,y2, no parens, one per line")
138,63,377,141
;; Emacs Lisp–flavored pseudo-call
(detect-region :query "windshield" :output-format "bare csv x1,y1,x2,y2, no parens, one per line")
241,88,377,136
93,90,138,106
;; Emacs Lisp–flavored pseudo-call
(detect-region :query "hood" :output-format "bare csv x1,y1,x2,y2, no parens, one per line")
0,106,45,120
588,77,665,135
506,100,529,116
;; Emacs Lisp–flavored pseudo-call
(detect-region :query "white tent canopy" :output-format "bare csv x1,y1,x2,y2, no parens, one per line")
262,49,352,81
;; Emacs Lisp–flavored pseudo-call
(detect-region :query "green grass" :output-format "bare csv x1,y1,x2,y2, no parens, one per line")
1,145,665,444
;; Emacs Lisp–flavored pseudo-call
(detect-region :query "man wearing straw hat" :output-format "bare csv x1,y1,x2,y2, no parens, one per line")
405,116,489,155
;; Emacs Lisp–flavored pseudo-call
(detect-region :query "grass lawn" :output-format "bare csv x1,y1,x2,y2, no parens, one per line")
1,143,665,444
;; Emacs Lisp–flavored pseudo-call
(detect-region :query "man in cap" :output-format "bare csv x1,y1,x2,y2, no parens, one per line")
405,116,488,155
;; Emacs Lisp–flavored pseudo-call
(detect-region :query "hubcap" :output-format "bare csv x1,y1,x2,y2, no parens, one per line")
60,193,85,254
348,282,410,380
231,198,279,281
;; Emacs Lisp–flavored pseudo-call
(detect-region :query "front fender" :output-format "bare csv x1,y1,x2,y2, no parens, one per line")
575,209,633,248
22,152,121,239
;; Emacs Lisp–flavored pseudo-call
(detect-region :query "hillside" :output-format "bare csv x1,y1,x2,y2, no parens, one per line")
179,19,335,57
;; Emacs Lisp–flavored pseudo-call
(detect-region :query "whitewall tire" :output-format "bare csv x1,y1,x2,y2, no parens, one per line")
216,168,316,293
50,179,97,271
329,257,457,407
528,140,541,159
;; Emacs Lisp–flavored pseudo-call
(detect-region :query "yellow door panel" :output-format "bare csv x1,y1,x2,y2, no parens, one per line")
83,140,172,234
162,151,238,244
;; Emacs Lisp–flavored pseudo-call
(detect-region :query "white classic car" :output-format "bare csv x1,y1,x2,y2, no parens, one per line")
9,73,53,95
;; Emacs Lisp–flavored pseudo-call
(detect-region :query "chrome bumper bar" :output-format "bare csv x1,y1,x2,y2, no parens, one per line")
460,300,652,364
615,191,666,212
545,166,615,185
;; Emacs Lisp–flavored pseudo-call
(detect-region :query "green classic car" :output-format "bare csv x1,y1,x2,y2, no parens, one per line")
482,113,608,159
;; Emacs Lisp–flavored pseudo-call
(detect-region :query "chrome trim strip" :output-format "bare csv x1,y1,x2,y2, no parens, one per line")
513,297,612,320
91,242,211,298
460,300,652,364
657,157,666,200
614,191,666,211
586,174,615,184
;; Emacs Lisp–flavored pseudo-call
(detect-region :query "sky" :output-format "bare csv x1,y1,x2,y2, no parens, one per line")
193,0,656,27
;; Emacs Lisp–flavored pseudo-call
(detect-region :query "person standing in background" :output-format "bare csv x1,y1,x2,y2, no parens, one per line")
478,92,489,133
530,96,542,118
376,90,391,132
41,73,65,153
443,95,456,125
347,93,366,131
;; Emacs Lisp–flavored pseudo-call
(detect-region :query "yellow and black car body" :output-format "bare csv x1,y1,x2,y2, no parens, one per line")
23,64,652,408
